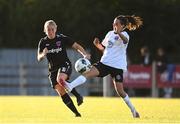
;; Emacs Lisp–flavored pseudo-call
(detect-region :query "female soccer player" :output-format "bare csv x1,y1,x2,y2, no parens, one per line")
37,20,90,117
61,15,143,118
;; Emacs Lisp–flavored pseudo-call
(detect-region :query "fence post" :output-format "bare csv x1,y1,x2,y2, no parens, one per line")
42,65,49,95
103,75,112,97
19,63,27,95
152,61,159,97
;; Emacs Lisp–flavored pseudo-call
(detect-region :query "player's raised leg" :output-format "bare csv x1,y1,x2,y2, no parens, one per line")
60,65,99,92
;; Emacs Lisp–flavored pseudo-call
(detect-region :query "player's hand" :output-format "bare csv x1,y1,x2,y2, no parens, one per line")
93,38,100,46
83,53,91,60
42,48,48,57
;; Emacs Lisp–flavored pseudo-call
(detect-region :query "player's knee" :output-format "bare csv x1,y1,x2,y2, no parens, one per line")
55,84,66,95
56,77,60,83
56,76,63,83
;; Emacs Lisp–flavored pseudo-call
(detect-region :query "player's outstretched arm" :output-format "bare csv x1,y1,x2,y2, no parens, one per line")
118,32,129,44
72,42,91,59
93,38,104,52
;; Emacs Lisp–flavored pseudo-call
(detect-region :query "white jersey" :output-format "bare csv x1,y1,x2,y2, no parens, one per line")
100,30,129,71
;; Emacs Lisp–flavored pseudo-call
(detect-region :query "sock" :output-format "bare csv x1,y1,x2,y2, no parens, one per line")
69,75,87,90
61,93,80,115
66,80,81,98
71,88,81,98
123,94,135,112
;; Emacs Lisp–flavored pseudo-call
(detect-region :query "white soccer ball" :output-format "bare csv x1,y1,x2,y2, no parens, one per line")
75,58,91,74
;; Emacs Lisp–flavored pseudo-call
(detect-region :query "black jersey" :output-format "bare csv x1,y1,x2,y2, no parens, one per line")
38,34,75,72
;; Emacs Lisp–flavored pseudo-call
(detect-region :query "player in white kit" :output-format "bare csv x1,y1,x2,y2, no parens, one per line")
61,15,143,118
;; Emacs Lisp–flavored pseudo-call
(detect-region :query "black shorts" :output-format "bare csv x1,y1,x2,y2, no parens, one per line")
48,61,72,88
93,62,124,82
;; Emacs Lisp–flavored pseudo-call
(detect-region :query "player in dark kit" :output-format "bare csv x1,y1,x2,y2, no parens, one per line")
37,20,90,117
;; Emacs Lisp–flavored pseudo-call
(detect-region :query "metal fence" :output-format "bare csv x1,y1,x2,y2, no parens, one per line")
1,49,180,97
0,49,103,96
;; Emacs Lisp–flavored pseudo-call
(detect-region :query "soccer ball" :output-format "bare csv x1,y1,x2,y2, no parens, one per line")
75,58,91,74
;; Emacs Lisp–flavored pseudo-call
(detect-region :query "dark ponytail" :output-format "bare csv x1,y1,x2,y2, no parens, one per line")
116,15,143,31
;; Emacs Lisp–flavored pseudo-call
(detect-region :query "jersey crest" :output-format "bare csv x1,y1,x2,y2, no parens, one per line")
114,36,119,40
56,41,61,47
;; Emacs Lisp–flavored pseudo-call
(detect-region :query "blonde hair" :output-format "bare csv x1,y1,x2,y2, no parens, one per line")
44,20,57,32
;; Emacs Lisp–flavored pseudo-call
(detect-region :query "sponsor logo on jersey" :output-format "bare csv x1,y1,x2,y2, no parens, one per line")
48,48,62,53
107,40,113,48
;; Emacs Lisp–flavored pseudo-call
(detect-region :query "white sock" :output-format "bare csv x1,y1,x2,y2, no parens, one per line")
68,75,87,90
123,94,135,112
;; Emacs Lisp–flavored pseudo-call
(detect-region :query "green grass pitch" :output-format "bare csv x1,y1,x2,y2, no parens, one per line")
0,96,180,123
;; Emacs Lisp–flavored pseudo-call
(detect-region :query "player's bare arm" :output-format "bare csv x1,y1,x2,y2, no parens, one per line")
93,38,104,52
37,47,48,61
118,33,129,44
72,42,91,59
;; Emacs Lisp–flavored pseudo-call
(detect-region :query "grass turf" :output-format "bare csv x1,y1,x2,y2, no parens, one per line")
0,96,180,123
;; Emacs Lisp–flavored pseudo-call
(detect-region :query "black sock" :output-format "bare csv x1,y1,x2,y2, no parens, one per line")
61,93,80,115
71,88,81,98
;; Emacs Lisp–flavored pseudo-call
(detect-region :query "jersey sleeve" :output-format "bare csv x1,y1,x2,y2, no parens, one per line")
62,35,75,47
37,38,45,53
121,31,130,41
101,31,111,47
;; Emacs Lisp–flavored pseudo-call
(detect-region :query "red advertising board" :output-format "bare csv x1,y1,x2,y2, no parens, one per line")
123,65,152,88
157,65,180,88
